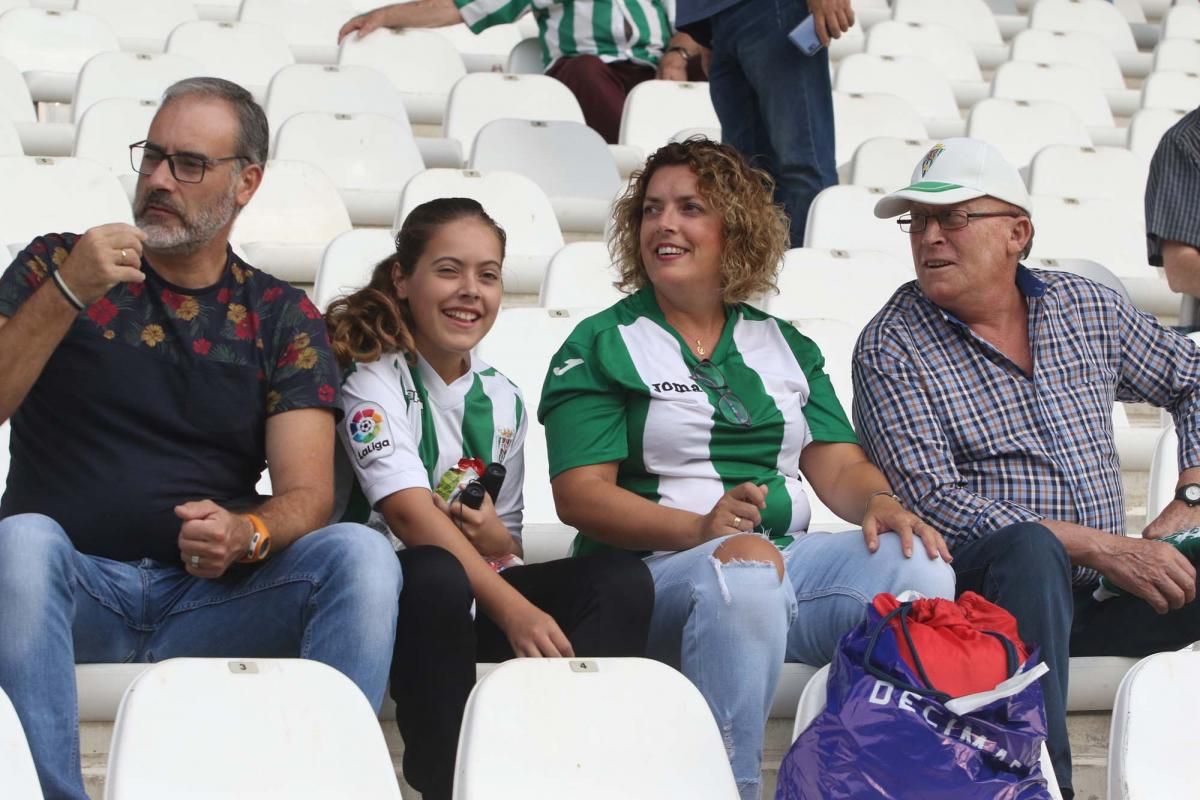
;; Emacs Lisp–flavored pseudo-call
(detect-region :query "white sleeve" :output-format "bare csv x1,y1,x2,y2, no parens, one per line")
494,401,527,541
338,362,431,507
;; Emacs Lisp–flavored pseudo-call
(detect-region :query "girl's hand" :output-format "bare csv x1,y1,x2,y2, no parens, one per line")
494,596,574,657
434,491,516,558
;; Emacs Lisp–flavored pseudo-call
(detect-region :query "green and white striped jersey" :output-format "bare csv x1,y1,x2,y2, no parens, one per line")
338,351,527,542
454,0,672,68
538,288,857,555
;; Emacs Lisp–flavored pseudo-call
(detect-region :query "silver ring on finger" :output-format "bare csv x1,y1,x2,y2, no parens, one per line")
120,249,128,262
190,554,200,567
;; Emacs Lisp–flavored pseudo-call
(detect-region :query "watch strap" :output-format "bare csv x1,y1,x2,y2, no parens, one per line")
238,513,272,562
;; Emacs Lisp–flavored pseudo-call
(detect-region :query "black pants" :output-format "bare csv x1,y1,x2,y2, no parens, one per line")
391,545,655,800
953,522,1200,800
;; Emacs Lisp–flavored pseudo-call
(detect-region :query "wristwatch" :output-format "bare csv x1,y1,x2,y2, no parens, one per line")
238,513,272,563
664,46,693,63
1175,483,1200,507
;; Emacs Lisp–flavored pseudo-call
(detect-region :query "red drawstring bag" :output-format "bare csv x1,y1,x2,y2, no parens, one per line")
872,591,1031,699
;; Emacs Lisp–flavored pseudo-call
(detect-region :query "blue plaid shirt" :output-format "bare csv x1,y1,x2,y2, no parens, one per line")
852,266,1200,585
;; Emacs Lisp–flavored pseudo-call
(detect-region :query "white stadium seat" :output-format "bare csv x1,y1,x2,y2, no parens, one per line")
1145,424,1177,521
0,116,19,155
834,54,963,138
0,7,119,103
429,21,525,73
476,306,601,526
849,136,934,190
804,184,912,263
237,0,356,64
313,228,396,311
72,97,158,197
506,36,543,74
891,0,1008,68
967,97,1092,169
444,73,585,155
1010,29,1127,91
469,119,621,234
1152,39,1200,73
864,20,987,107
0,684,39,800
165,20,295,102
0,155,132,249
1127,107,1186,161
1028,194,1175,315
1162,3,1200,40
1141,71,1200,112
1025,257,1132,300
338,28,466,126
454,658,739,800
396,169,563,294
538,241,624,308
73,0,197,54
1028,145,1149,212
274,111,424,227
990,60,1115,134
0,54,34,123
263,63,409,151
1030,0,1138,52
619,80,721,157
767,248,913,333
105,658,401,800
71,51,204,123
833,91,929,167
230,159,352,283
1109,650,1200,800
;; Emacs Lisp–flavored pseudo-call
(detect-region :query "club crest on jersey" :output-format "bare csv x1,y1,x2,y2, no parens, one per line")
347,402,393,465
495,427,515,462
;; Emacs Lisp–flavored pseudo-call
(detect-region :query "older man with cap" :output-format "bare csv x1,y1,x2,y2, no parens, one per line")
851,137,1200,798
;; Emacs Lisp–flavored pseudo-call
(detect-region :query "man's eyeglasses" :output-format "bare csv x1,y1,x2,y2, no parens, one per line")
129,141,249,184
691,359,752,427
897,210,1024,234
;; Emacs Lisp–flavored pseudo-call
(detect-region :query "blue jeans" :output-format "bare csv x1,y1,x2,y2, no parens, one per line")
0,513,402,800
645,530,955,800
706,0,837,247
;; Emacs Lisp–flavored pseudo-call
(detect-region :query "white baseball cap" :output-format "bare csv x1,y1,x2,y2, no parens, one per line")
873,137,1031,219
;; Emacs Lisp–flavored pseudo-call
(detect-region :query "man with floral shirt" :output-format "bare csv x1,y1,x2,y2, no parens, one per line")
0,78,401,800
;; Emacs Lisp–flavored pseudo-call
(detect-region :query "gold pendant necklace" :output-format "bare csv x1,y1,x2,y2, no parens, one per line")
695,339,706,358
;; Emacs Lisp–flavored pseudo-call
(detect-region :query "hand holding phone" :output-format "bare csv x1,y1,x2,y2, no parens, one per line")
788,14,823,56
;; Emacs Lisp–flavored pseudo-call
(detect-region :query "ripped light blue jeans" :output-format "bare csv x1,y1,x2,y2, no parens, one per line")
644,530,956,800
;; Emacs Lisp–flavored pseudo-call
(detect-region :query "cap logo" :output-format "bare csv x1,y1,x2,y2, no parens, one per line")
920,144,945,178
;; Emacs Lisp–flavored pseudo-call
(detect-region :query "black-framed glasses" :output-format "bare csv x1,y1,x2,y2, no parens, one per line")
691,359,752,427
897,210,1023,234
129,140,249,184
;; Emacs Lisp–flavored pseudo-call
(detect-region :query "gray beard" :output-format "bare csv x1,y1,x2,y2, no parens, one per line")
135,184,238,256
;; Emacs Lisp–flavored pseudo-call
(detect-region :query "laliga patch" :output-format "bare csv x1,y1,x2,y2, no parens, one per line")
347,402,393,465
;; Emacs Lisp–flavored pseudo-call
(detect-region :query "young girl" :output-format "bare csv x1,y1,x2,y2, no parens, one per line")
325,197,654,800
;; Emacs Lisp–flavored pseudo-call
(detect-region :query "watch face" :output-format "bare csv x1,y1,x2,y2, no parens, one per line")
1185,485,1200,504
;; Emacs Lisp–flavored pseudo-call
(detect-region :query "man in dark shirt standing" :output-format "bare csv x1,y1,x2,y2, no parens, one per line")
1145,105,1200,329
0,78,401,800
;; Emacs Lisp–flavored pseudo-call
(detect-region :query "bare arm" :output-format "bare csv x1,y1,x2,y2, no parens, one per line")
176,407,337,577
0,225,145,423
379,485,573,656
1161,241,1200,298
338,0,463,42
551,462,766,551
799,441,950,560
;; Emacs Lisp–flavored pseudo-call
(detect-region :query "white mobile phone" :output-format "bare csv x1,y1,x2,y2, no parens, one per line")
788,14,823,56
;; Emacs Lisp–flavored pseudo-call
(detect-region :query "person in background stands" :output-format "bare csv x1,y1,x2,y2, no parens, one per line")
1145,105,1200,331
340,0,705,144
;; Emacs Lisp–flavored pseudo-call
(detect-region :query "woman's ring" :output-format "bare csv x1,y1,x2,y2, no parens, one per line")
732,515,742,529
121,249,128,261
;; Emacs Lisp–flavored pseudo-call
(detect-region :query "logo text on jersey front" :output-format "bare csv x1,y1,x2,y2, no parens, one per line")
652,381,703,393
553,358,584,376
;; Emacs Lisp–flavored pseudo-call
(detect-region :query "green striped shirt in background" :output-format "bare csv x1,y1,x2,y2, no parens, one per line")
454,0,673,68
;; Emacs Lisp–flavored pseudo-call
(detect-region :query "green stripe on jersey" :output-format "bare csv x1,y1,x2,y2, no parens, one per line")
591,0,615,58
461,374,496,462
406,361,440,477
558,2,577,61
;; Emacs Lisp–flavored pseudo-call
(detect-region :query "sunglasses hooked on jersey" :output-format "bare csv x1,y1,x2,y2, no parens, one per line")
690,359,752,427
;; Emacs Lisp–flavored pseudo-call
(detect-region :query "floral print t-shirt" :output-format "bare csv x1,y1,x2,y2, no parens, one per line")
0,232,339,563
